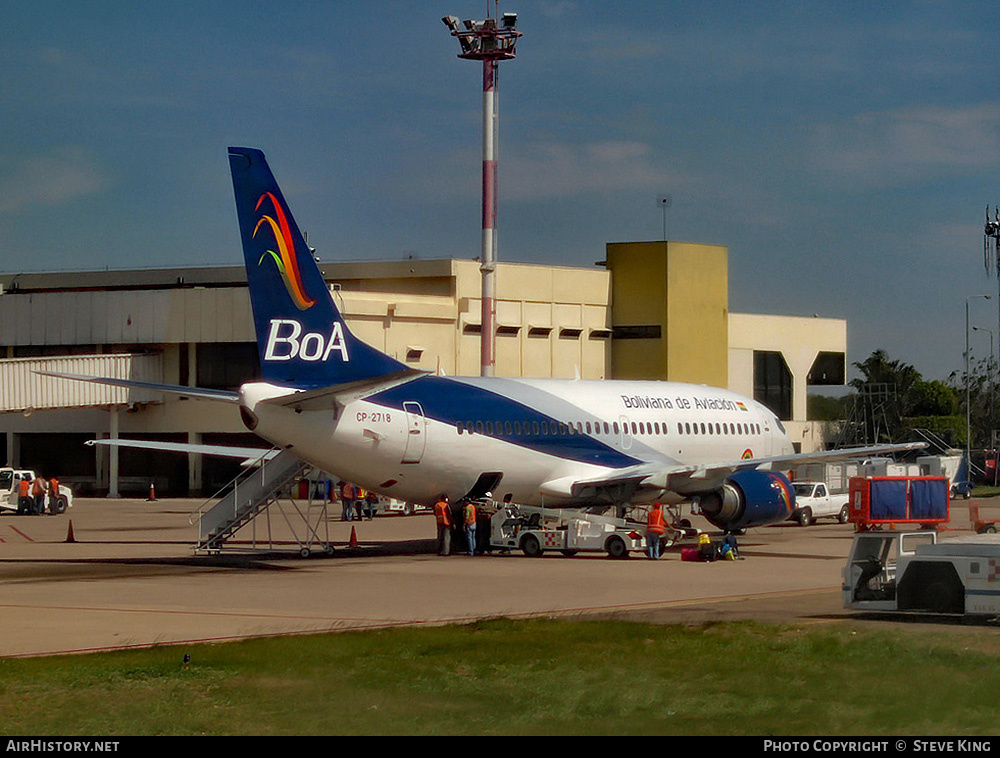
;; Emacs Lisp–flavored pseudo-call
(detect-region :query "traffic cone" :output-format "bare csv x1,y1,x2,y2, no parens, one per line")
146,482,157,502
349,525,359,549
65,520,75,543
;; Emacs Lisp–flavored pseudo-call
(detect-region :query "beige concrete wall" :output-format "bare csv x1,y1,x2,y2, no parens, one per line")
0,258,613,385
729,313,847,452
454,260,612,379
0,261,845,458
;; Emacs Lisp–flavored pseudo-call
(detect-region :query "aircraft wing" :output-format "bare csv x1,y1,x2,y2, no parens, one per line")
547,441,929,500
651,441,929,493
35,370,240,402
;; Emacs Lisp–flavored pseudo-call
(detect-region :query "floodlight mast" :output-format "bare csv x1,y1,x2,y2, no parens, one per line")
986,206,1000,447
443,8,522,378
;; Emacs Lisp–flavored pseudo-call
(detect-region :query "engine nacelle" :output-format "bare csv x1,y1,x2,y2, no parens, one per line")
699,469,795,532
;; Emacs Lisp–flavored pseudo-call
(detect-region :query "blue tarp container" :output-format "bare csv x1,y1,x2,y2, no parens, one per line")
849,476,950,527
870,479,908,520
910,478,949,520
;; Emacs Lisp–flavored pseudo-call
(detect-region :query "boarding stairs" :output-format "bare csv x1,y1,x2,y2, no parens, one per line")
911,428,955,456
191,449,333,556
913,428,988,480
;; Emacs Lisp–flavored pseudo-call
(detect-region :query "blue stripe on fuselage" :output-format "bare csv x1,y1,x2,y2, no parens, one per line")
368,375,645,468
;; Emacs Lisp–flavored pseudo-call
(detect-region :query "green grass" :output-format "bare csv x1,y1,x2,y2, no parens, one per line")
973,486,1000,499
2,618,1000,735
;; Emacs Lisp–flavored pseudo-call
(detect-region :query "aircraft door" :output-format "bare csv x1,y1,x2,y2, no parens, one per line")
761,416,773,457
402,401,427,464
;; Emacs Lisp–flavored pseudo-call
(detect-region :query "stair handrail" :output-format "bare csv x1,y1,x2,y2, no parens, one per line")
911,428,958,456
188,447,280,526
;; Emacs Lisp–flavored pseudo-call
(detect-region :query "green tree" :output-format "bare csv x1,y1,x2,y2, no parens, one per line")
849,350,920,402
846,350,921,444
813,350,977,449
908,379,958,417
807,393,852,421
948,354,998,448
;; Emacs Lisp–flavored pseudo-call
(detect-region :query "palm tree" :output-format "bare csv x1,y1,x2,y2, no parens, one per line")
845,350,920,445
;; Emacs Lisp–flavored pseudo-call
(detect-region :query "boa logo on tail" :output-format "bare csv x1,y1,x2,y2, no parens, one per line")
253,192,316,311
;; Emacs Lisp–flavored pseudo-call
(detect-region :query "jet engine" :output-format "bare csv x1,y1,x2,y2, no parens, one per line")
698,469,795,532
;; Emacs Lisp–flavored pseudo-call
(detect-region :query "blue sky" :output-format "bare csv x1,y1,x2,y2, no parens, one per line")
2,1,998,383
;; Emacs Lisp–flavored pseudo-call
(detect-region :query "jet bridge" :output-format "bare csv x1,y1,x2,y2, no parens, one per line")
191,449,333,556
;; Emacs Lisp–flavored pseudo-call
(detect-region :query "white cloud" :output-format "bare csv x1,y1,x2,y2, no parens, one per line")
538,1,576,19
504,140,673,200
0,147,111,214
808,102,1000,185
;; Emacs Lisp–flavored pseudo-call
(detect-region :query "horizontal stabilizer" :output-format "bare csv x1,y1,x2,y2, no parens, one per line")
87,438,278,465
36,370,239,403
262,368,426,412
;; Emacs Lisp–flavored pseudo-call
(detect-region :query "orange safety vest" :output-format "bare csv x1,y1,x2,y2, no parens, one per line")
434,500,451,526
647,506,666,535
18,479,29,497
31,478,45,496
464,503,476,526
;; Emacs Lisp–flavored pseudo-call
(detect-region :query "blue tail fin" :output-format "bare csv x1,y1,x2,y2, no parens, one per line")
228,147,406,389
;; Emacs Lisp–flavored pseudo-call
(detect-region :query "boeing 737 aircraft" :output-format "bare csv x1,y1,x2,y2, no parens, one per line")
44,147,924,532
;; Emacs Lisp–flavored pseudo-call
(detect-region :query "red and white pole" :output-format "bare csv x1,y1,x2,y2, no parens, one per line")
443,10,520,378
481,58,497,377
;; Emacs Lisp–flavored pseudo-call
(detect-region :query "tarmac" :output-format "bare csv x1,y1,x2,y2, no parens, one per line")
0,496,994,658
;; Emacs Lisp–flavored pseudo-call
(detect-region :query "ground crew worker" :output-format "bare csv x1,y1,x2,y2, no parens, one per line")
48,475,60,514
434,495,452,556
340,481,354,521
31,475,48,515
646,502,666,559
463,500,477,556
354,487,366,522
17,476,30,515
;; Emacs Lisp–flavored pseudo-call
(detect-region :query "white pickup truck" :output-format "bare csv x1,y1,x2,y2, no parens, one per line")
789,481,849,526
0,468,73,515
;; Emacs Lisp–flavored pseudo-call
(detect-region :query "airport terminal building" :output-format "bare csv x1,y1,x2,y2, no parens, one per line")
0,241,845,496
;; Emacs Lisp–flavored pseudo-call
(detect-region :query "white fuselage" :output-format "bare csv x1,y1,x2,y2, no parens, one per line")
239,375,795,508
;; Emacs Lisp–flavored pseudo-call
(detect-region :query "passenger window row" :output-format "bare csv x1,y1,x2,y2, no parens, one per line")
679,421,761,437
455,419,762,437
457,420,598,437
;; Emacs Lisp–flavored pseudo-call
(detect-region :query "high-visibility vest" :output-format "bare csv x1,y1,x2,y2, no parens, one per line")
464,503,476,526
31,478,45,496
434,500,451,526
18,479,29,497
647,506,666,535
49,478,59,496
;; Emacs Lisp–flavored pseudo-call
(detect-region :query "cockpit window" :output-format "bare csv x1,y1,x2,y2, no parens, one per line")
774,417,786,434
